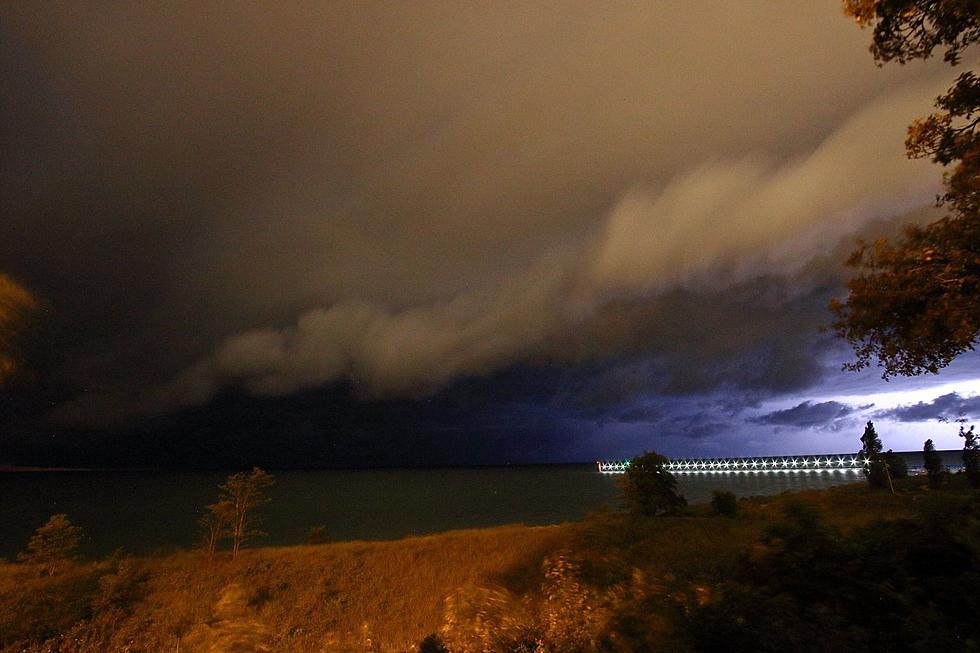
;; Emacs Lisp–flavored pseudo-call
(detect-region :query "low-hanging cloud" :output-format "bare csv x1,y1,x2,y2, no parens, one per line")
56,82,944,426
876,393,980,423
751,400,861,428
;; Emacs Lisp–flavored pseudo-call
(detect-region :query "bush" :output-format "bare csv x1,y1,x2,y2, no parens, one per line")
710,491,738,516
307,525,329,545
688,497,980,652
418,633,450,653
884,450,908,479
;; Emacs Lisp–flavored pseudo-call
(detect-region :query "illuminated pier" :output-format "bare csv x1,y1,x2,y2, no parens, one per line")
596,454,867,475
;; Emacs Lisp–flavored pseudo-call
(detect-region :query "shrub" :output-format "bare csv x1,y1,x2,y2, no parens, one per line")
884,450,908,479
688,497,980,652
710,491,738,516
307,525,329,545
418,633,450,653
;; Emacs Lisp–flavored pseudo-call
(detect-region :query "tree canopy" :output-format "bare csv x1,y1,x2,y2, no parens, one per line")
832,1,979,377
620,451,686,517
17,514,82,575
0,273,35,384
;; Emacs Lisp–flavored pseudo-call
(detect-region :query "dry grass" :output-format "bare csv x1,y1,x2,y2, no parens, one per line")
1,523,567,652
1,476,971,653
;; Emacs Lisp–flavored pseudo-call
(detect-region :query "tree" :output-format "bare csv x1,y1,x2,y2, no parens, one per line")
923,438,944,489
960,424,980,487
0,273,35,385
620,451,686,516
859,420,892,491
17,514,82,575
214,467,275,559
198,507,228,560
832,1,979,378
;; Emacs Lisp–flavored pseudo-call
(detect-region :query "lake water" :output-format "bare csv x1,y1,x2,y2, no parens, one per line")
0,463,883,558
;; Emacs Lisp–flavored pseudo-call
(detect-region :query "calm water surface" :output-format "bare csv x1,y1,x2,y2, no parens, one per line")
1,464,869,558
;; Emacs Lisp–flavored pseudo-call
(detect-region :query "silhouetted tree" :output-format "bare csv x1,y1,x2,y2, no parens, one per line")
860,421,891,490
199,507,228,559
960,424,980,487
621,451,686,516
17,514,82,575
884,449,908,479
0,272,35,385
923,438,944,489
213,467,275,559
832,1,979,378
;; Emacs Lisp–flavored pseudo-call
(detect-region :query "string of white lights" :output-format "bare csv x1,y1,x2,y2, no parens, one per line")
595,454,868,474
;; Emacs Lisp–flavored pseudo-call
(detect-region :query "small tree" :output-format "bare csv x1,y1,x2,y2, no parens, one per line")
884,450,909,479
199,505,229,559
859,421,892,491
216,467,275,559
621,451,686,517
17,513,82,574
960,425,980,488
923,439,944,489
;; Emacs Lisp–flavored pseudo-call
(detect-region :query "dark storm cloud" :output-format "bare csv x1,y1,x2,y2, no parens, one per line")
0,1,958,437
751,400,860,428
661,415,729,441
876,393,980,423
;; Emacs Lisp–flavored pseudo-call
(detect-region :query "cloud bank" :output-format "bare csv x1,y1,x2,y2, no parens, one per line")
81,83,936,423
876,393,980,423
2,1,966,433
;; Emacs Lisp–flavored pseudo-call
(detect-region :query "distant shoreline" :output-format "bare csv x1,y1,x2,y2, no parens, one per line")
0,464,93,473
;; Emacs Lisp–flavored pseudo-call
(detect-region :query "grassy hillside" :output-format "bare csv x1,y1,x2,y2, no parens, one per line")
2,476,978,652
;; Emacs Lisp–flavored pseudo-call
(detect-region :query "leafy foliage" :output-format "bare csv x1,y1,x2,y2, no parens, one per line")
17,514,83,575
859,421,890,489
833,0,979,377
203,467,275,559
710,490,738,516
960,424,980,487
418,633,451,653
923,438,945,488
439,554,607,653
0,272,35,385
843,0,980,65
884,449,908,479
689,495,980,652
620,451,687,517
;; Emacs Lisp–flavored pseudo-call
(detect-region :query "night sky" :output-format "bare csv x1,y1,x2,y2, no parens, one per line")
2,1,978,469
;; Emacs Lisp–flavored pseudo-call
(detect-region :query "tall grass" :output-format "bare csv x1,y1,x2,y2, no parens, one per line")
2,476,975,652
